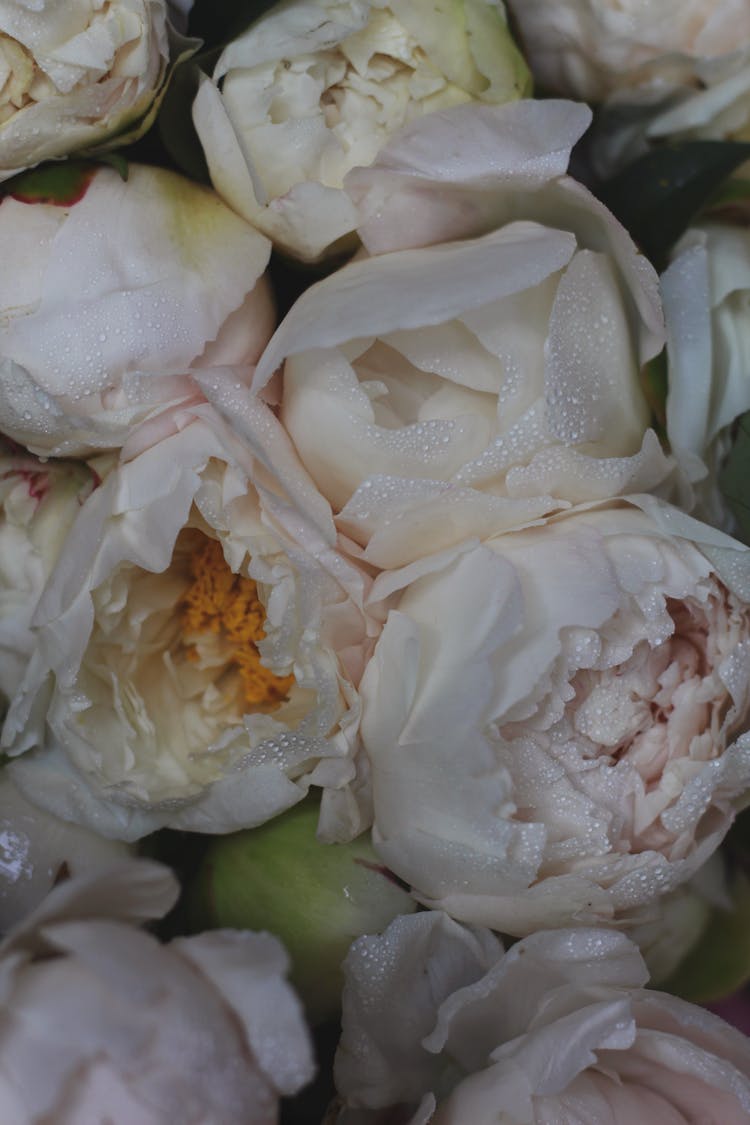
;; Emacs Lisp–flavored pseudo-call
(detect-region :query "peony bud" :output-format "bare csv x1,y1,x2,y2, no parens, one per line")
190,799,416,1023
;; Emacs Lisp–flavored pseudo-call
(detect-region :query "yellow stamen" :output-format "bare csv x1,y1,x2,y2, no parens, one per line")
181,537,294,710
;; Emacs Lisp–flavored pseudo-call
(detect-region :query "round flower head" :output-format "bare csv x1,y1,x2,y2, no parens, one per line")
503,0,750,174
0,859,314,1123
253,99,675,571
0,0,184,181
505,0,749,102
0,162,273,456
360,497,750,934
192,0,531,260
3,387,377,842
336,911,750,1123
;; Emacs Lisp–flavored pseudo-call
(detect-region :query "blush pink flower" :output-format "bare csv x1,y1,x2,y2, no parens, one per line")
360,497,750,934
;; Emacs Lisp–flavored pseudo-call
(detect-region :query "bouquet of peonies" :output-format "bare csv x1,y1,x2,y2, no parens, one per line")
1,0,750,1120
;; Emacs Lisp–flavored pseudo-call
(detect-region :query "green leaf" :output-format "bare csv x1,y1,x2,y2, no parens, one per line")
599,141,750,270
719,411,750,547
663,870,750,1003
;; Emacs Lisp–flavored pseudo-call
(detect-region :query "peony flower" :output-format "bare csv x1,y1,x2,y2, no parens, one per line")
504,0,749,102
253,99,672,569
0,437,99,703
0,770,130,931
661,221,750,531
0,859,314,1122
0,0,188,182
503,0,750,174
335,911,750,1123
359,497,750,935
2,386,378,842
0,162,273,457
191,0,531,261
591,47,750,175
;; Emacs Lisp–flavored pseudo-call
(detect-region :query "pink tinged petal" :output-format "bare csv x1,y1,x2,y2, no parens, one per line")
172,930,315,1096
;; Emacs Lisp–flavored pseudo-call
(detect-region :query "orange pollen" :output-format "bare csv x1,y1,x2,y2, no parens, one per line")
180,537,294,709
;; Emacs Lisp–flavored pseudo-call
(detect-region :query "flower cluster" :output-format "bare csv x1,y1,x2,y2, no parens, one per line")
0,0,749,1120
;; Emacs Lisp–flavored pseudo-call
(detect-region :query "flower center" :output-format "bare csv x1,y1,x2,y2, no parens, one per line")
180,536,294,711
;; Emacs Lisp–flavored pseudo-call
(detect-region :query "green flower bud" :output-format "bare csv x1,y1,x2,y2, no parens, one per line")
189,800,417,1023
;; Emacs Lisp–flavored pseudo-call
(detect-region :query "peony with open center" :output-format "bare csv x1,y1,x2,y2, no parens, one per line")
2,389,377,842
360,497,750,934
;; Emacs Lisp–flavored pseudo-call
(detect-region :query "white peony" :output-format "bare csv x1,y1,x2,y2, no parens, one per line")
504,0,748,102
0,162,273,456
192,0,531,260
503,0,750,173
662,220,750,531
0,859,314,1123
335,912,750,1123
252,99,672,570
2,388,378,842
359,497,750,934
0,438,99,704
591,47,750,175
0,0,184,181
0,771,130,931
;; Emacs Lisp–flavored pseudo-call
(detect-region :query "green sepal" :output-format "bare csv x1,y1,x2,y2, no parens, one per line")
2,160,99,206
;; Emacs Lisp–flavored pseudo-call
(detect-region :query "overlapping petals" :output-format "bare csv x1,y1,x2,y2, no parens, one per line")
360,497,750,933
2,388,378,841
0,860,314,1123
253,100,672,568
336,912,750,1123
192,0,530,261
0,0,183,181
662,221,750,529
0,163,273,456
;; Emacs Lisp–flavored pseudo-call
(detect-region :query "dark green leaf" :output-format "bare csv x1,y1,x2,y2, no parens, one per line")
719,412,750,547
600,141,750,270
